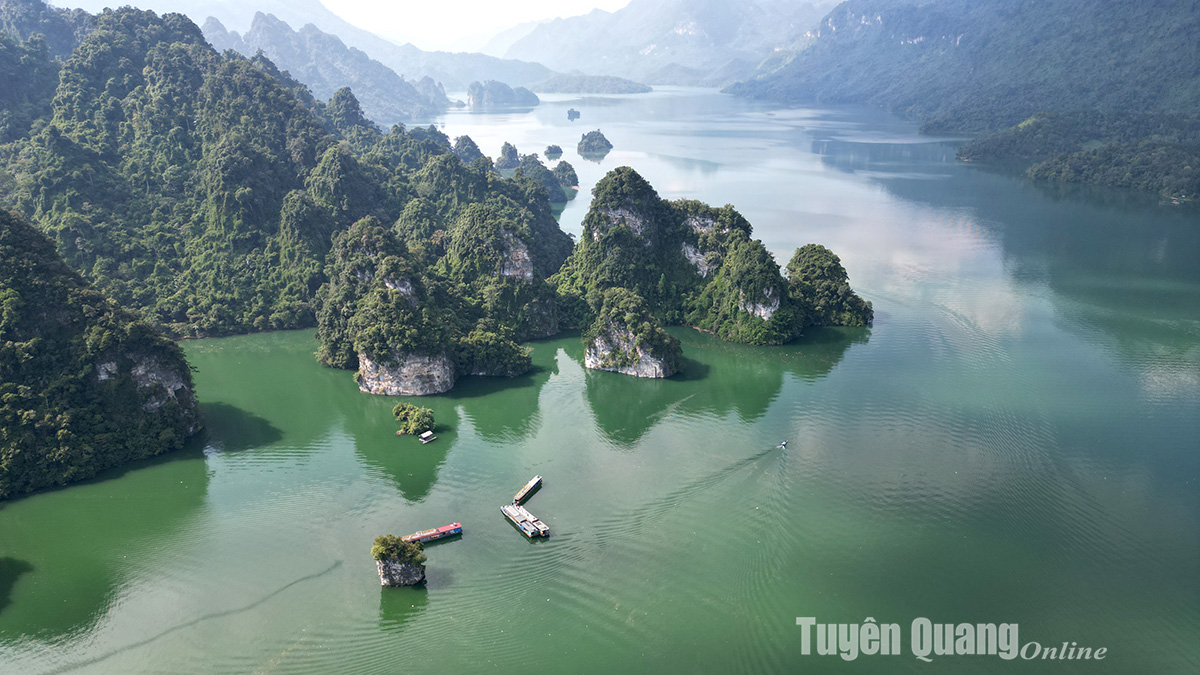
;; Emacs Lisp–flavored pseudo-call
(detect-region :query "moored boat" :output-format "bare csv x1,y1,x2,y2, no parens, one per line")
501,504,549,538
514,475,542,504
401,522,463,544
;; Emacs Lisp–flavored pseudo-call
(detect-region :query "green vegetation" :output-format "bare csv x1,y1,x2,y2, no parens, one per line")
392,402,435,435
516,154,568,204
959,112,1200,199
0,6,570,351
0,209,200,499
552,160,578,188
457,325,532,377
544,144,562,159
0,7,872,398
496,141,519,169
567,108,580,121
371,535,427,564
553,167,872,352
786,245,874,327
532,74,651,94
577,130,613,158
453,135,484,164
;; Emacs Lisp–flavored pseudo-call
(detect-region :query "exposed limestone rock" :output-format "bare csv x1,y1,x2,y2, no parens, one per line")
594,207,652,244
738,287,781,321
499,231,534,281
357,352,456,396
383,277,414,294
96,361,118,381
585,329,676,378
377,558,426,586
681,242,716,277
684,214,718,233
131,355,192,413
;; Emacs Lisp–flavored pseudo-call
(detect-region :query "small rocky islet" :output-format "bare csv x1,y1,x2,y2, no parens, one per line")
371,535,427,587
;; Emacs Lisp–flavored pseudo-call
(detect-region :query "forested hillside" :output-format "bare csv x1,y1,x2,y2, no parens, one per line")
730,0,1200,132
0,5,570,338
0,209,200,498
729,0,1200,196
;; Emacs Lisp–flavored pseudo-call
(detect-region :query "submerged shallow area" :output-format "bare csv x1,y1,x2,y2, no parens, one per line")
1,89,1197,674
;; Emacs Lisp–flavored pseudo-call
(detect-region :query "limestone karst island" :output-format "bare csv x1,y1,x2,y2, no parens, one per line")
0,0,1197,673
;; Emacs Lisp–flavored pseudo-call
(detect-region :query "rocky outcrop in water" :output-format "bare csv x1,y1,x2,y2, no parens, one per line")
467,80,539,109
357,352,456,396
581,287,681,379
585,328,677,378
577,130,613,159
377,558,426,586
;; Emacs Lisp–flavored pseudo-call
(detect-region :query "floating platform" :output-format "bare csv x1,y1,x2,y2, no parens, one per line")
513,475,542,504
418,430,437,444
401,522,462,544
501,504,549,538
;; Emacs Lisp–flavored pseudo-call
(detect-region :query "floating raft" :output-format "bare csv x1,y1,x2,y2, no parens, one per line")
401,522,462,544
501,504,549,538
418,430,437,444
513,475,542,504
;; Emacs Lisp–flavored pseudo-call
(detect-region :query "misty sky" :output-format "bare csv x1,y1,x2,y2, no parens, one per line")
335,0,631,51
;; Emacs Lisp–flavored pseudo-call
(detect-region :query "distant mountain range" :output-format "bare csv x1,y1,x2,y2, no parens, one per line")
203,14,448,126
64,0,554,90
727,0,1200,132
504,0,837,86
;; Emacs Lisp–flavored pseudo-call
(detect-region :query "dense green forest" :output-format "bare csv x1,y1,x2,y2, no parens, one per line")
728,0,1200,195
0,5,570,339
959,112,1200,199
0,3,870,404
0,209,200,499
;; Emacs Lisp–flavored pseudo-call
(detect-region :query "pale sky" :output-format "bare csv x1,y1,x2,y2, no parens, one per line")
333,0,632,52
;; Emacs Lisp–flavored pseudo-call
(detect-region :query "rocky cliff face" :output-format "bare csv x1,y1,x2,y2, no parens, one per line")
377,558,426,586
97,354,200,422
499,231,534,282
357,352,456,396
585,328,677,378
739,287,781,321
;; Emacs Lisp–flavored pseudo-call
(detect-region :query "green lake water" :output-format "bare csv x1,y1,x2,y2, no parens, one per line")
1,88,1198,673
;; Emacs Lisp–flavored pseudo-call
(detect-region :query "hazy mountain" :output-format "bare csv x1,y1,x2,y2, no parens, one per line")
479,19,548,58
504,0,837,85
728,0,1200,132
63,0,555,90
203,13,447,126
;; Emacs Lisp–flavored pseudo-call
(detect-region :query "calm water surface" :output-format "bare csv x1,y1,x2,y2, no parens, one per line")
1,89,1198,673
